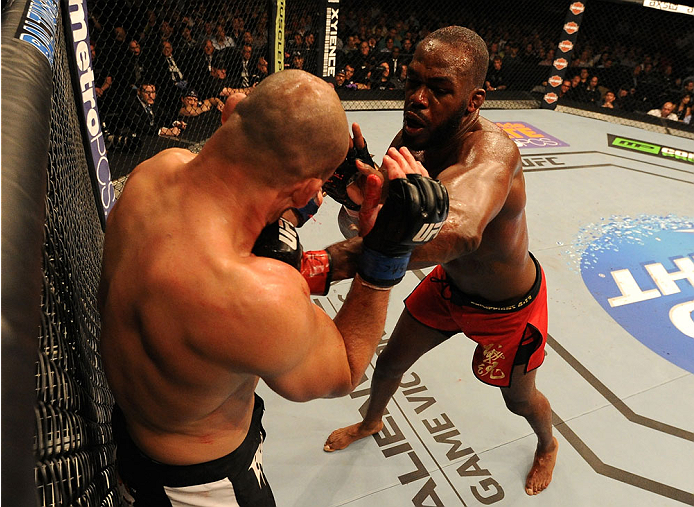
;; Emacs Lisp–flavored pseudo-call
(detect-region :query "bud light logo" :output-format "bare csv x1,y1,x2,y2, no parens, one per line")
579,215,694,374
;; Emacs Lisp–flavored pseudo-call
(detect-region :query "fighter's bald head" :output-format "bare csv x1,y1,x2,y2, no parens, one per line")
208,70,349,186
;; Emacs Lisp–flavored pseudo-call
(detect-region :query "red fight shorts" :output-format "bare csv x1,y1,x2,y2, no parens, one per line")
404,253,548,387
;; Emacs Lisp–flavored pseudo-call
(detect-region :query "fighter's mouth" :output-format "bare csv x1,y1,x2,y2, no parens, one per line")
404,112,427,134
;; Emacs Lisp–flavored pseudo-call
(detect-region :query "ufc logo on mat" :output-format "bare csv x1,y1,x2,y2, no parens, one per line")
413,222,443,243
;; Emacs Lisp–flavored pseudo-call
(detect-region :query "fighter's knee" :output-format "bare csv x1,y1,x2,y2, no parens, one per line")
374,353,408,379
503,394,533,416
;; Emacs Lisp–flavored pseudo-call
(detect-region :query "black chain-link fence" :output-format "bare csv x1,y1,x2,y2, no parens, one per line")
35,7,116,506
88,0,693,186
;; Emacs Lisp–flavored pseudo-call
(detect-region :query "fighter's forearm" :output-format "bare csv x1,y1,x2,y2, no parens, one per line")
331,275,391,393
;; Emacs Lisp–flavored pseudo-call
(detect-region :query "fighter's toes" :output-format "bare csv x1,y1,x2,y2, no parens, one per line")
524,437,558,495
323,422,383,452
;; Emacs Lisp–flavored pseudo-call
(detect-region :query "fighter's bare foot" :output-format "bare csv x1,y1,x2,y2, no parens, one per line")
323,421,384,452
525,437,558,495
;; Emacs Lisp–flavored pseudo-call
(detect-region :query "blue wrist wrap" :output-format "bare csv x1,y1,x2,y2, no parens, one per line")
293,200,320,227
358,247,412,287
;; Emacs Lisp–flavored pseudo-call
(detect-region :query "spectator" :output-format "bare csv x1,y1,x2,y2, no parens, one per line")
485,56,508,91
290,51,305,71
302,32,320,75
647,101,678,120
212,23,235,51
572,49,593,68
520,42,539,66
116,40,144,101
565,74,583,101
369,61,396,90
601,90,617,109
249,56,269,87
501,41,521,87
615,85,638,112
152,40,188,117
378,36,396,55
352,41,377,86
384,46,407,77
228,44,255,88
123,82,183,138
341,34,358,64
584,75,601,104
332,68,348,89
177,88,223,118
401,37,414,56
538,48,555,66
674,93,692,122
392,63,408,90
558,79,572,99
183,39,215,93
228,15,245,47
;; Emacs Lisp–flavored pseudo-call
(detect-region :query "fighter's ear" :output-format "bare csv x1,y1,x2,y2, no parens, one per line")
467,88,485,113
221,92,247,124
291,177,323,209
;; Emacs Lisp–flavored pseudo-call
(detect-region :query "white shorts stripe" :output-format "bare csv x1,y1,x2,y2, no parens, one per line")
164,478,239,507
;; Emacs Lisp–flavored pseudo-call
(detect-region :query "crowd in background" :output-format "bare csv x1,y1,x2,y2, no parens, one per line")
87,0,694,146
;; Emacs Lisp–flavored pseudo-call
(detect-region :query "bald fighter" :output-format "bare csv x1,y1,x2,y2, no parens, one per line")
323,27,558,496
98,69,448,506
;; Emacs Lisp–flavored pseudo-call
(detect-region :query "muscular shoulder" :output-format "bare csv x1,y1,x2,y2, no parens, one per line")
178,255,315,376
458,117,520,174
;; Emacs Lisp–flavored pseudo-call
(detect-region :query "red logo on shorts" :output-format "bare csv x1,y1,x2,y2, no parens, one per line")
553,58,568,70
570,2,585,15
544,92,558,104
564,22,579,34
558,40,574,53
548,75,563,87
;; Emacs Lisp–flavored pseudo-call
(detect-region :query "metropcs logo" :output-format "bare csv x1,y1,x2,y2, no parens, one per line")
608,134,694,164
580,215,694,374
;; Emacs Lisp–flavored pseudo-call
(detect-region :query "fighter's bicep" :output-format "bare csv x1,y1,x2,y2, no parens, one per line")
240,267,351,401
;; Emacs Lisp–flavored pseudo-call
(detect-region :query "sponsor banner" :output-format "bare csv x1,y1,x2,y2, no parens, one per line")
579,215,694,374
496,122,569,149
643,1,694,16
14,0,59,65
271,0,285,73
320,0,340,77
64,0,115,228
542,1,585,110
607,134,694,165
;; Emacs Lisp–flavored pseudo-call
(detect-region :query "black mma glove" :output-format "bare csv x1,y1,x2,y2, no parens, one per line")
252,218,333,295
323,140,376,211
358,174,449,288
252,218,302,269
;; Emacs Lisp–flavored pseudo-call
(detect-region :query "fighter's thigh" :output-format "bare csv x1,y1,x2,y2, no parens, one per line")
377,309,451,374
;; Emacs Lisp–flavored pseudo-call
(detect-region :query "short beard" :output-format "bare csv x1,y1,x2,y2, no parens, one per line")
402,104,467,151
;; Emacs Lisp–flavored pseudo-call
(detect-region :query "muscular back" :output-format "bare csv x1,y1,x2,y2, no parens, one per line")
400,116,535,301
99,150,266,464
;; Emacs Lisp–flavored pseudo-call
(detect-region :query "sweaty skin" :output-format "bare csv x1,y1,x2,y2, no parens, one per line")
99,70,422,471
324,29,558,496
